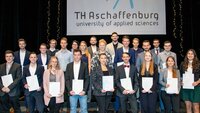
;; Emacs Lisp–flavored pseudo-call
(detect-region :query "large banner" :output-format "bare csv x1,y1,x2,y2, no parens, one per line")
67,0,166,35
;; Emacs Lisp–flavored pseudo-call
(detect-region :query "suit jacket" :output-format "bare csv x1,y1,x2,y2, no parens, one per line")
0,63,22,96
47,49,59,56
106,42,123,59
115,64,139,97
114,47,135,65
43,69,65,105
151,47,164,55
22,64,44,95
88,46,98,57
37,54,51,66
65,61,89,95
14,50,30,66
136,51,157,71
159,68,181,92
91,65,114,96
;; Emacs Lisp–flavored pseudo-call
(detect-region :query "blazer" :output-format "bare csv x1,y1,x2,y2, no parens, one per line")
65,61,89,95
151,47,164,55
106,42,123,58
136,51,157,71
88,46,98,57
47,49,59,56
37,54,51,66
43,69,65,106
0,63,22,96
159,68,181,92
115,64,139,97
138,64,159,92
114,47,135,65
91,65,114,96
22,64,44,95
14,50,30,66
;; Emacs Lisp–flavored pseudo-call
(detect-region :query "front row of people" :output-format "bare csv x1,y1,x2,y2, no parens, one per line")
0,49,200,113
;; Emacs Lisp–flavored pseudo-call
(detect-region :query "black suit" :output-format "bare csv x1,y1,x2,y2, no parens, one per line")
115,64,139,113
65,61,89,95
0,62,22,113
22,64,45,113
14,50,30,67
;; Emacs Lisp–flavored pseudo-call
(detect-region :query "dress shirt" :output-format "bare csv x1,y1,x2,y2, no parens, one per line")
73,61,81,80
124,63,130,78
6,62,13,74
41,54,47,66
29,64,37,76
20,50,26,66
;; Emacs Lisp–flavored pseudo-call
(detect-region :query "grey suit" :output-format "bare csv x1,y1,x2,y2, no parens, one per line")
0,62,22,113
115,64,138,113
106,42,123,63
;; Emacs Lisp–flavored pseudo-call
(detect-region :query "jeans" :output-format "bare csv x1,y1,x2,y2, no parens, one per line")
70,95,88,113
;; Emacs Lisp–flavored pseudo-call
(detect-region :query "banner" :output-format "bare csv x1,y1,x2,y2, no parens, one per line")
67,0,166,35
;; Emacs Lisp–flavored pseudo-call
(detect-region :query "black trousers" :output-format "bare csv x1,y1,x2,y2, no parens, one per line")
140,92,157,113
0,94,21,113
161,91,180,113
95,95,112,113
48,97,62,113
119,94,138,113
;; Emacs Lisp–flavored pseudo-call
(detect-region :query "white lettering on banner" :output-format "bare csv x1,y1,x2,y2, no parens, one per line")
67,0,166,35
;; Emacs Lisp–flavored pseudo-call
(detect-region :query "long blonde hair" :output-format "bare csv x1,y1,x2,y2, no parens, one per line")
47,56,60,70
140,52,154,76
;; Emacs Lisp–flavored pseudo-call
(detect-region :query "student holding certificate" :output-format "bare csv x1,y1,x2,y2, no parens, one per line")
180,49,200,113
65,49,89,113
91,53,114,113
115,52,139,113
22,52,45,113
139,51,158,113
159,56,181,113
0,50,22,113
43,56,65,113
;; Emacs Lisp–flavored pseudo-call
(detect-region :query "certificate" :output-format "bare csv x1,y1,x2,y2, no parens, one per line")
182,73,194,89
166,78,179,94
142,77,153,91
162,62,166,69
1,74,13,87
120,78,133,91
49,82,60,97
102,76,113,91
26,75,40,92
72,79,83,94
117,62,124,66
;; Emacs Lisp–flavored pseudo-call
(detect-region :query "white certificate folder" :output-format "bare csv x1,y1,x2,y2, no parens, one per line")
49,82,60,97
102,76,113,91
26,75,40,92
166,78,179,94
72,79,83,94
182,73,194,89
1,74,13,87
120,78,133,91
142,77,153,91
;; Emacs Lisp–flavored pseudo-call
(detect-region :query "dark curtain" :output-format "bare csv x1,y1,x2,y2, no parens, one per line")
0,0,199,64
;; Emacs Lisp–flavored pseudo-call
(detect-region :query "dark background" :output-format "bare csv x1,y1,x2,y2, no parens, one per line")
0,0,200,66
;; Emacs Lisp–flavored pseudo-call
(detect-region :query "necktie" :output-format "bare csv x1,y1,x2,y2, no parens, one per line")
156,49,159,55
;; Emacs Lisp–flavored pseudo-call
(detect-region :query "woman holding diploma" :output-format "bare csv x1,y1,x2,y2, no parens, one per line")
91,53,114,113
180,49,200,113
159,56,180,113
139,51,158,113
43,56,65,113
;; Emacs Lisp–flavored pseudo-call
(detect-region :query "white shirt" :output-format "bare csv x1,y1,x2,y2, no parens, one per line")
124,63,130,78
20,50,26,66
123,47,129,53
29,65,37,76
49,48,56,52
167,70,173,78
91,46,97,53
6,62,13,74
73,61,81,80
41,54,47,66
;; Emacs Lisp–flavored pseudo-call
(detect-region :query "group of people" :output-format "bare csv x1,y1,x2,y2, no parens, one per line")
0,32,199,113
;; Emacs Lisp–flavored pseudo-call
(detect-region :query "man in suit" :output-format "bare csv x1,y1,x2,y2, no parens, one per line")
37,43,51,70
132,38,143,63
22,52,45,113
65,49,89,113
14,38,30,67
115,52,139,113
106,32,123,63
0,50,22,113
47,39,59,56
150,39,164,55
88,36,98,57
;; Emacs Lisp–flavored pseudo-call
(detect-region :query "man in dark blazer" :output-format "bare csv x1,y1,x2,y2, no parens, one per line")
14,38,30,67
115,52,139,113
37,43,51,70
88,36,98,57
150,38,164,55
65,49,89,113
22,52,45,113
0,50,22,113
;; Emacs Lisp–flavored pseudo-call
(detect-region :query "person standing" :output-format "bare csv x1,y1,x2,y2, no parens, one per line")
47,39,59,56
0,50,22,113
88,36,98,57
